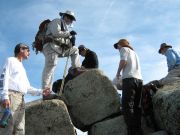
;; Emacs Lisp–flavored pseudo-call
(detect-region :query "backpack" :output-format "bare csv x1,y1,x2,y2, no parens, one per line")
32,19,51,54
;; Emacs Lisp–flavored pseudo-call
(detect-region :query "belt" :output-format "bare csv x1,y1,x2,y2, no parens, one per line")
9,90,24,97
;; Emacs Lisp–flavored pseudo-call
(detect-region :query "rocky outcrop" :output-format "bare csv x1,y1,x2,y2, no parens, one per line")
62,69,121,131
153,80,180,135
25,69,180,135
88,116,127,135
25,99,76,135
147,130,168,135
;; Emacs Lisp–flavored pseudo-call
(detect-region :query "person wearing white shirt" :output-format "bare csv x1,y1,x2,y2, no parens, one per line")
0,43,50,135
114,39,143,135
42,10,81,91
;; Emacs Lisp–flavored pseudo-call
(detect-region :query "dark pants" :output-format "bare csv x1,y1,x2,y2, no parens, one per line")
122,78,143,135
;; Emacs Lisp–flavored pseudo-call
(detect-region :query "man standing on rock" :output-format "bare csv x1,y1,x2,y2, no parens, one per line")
0,43,50,135
158,43,180,84
114,39,143,135
42,10,81,91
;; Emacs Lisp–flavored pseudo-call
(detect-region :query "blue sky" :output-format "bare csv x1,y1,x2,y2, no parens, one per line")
0,0,180,134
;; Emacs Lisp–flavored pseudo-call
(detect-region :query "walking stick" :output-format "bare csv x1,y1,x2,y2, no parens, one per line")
58,48,71,96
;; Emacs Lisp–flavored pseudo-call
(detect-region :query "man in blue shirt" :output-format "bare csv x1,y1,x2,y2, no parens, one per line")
159,43,180,84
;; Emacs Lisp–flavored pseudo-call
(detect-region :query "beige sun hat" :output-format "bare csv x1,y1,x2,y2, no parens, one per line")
113,39,134,50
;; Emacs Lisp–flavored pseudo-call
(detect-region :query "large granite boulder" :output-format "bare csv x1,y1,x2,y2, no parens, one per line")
26,99,76,135
88,116,127,135
153,80,180,135
63,69,121,131
147,130,168,135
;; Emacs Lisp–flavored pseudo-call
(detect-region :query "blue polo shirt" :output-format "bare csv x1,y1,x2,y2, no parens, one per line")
165,48,180,72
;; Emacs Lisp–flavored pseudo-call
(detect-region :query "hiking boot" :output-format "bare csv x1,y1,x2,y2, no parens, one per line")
43,94,58,100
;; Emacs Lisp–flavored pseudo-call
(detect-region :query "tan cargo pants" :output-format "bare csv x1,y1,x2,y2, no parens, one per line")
0,90,25,135
160,65,180,85
42,43,81,89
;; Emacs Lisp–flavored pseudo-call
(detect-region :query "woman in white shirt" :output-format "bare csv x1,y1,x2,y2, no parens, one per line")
114,39,143,135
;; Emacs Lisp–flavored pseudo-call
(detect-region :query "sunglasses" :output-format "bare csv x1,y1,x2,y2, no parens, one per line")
21,47,30,52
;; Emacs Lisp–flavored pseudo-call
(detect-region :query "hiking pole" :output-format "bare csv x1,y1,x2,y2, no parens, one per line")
58,48,71,96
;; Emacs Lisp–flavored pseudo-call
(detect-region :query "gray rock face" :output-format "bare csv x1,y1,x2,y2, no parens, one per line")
25,99,76,135
153,80,180,135
147,130,168,135
88,116,127,135
141,117,155,135
63,69,121,131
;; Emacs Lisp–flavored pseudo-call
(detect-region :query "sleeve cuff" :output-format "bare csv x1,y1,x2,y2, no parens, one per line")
2,94,9,100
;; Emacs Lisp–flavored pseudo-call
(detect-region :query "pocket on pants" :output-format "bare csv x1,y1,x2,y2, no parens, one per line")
9,93,23,112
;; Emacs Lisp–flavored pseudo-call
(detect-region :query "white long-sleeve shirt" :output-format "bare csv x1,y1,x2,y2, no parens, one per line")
46,18,70,38
44,18,72,54
0,57,41,100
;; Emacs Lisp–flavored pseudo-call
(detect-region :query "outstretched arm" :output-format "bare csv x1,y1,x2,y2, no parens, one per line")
116,60,127,79
27,87,50,96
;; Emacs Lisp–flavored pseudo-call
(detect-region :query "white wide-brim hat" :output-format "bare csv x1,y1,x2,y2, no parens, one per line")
59,10,76,21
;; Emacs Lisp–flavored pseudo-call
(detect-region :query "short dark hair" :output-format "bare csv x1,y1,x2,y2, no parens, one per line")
113,43,118,49
78,45,86,53
14,43,29,56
